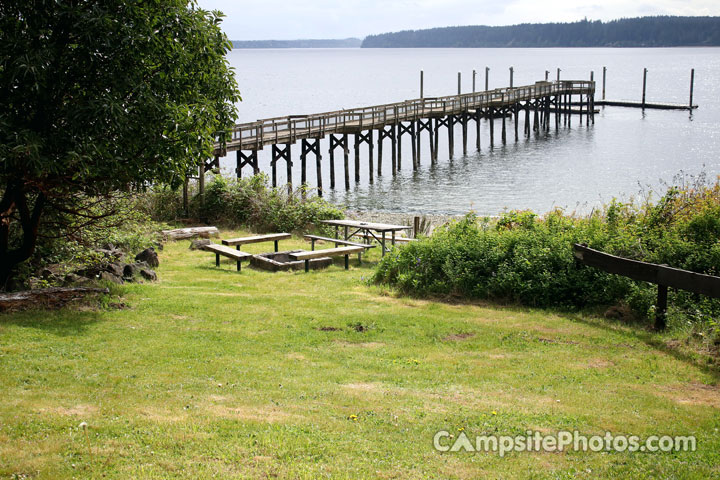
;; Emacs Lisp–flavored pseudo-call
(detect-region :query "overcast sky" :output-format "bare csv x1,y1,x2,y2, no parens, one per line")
196,0,720,40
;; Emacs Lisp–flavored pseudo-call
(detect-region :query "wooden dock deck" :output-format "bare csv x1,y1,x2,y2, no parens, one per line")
218,80,594,153
595,100,698,110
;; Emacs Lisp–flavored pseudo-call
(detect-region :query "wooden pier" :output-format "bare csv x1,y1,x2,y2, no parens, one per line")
201,79,596,198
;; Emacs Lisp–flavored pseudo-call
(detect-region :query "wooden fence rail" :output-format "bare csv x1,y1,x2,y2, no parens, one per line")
573,244,720,329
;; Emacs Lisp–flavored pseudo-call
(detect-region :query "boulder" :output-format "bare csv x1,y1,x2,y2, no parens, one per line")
63,273,88,286
76,267,102,280
123,264,138,278
104,262,125,278
135,248,159,268
39,264,64,282
140,269,157,281
189,239,212,250
99,271,124,285
96,247,125,260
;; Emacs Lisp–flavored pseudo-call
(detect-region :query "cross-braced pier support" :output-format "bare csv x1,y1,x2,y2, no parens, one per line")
329,134,349,191
378,125,397,176
300,138,322,196
236,150,259,179
354,130,374,184
271,143,292,192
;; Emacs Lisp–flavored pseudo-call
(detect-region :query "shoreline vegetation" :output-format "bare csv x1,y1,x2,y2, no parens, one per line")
232,38,362,49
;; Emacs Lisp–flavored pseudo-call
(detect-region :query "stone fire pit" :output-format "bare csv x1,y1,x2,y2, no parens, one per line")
250,250,332,272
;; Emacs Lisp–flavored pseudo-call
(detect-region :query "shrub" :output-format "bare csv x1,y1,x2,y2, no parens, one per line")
373,178,720,332
142,173,344,233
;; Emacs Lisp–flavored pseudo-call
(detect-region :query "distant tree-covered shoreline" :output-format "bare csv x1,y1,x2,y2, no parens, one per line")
362,17,720,48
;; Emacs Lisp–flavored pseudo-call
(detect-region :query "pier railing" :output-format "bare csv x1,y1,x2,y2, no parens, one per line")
222,80,594,153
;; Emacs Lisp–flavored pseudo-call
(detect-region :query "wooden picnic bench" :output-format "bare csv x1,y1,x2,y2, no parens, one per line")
222,233,291,252
304,234,376,251
320,219,411,256
203,244,253,271
289,246,366,272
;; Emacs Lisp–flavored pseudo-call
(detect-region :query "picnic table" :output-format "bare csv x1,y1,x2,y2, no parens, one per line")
320,219,411,256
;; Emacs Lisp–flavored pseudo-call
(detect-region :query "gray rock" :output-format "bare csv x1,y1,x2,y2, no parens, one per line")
75,267,102,280
189,239,212,250
105,263,125,277
39,264,64,281
99,271,124,285
97,246,125,260
63,273,84,285
123,264,137,278
140,269,157,281
135,248,159,268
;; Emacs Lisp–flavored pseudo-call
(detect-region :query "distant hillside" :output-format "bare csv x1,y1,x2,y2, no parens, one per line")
233,38,362,49
362,17,720,48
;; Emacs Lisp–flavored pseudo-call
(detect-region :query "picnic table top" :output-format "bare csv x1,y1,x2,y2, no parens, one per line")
222,233,291,246
202,243,253,259
320,219,411,232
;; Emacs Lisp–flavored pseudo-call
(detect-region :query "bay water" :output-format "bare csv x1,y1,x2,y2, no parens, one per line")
221,47,720,216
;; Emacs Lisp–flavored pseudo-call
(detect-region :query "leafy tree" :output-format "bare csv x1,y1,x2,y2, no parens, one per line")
0,0,240,288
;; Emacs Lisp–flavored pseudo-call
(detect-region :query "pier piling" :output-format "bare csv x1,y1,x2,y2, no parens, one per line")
642,68,648,109
689,68,695,110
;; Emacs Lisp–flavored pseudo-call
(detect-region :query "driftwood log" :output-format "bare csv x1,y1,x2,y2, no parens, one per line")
162,226,219,240
0,287,110,313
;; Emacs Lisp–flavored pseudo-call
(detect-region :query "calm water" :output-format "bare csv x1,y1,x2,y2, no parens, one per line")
219,48,720,215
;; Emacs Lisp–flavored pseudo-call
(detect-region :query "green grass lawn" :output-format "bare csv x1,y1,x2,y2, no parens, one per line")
1,232,719,479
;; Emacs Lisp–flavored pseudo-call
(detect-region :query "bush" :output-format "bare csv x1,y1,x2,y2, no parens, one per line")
373,178,720,332
142,173,344,233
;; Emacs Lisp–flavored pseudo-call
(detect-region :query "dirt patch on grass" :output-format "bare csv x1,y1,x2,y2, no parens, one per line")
208,404,296,423
201,395,297,423
139,407,187,423
198,292,251,297
588,358,615,369
485,353,510,360
537,337,580,345
333,340,386,349
343,382,383,392
39,404,98,417
655,382,720,408
443,333,476,341
318,326,341,332
286,352,306,360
